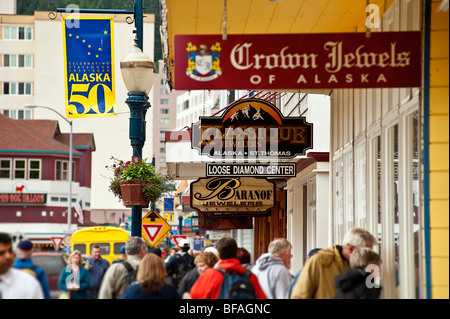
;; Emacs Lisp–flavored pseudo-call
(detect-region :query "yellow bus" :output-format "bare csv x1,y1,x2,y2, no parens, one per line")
71,226,130,264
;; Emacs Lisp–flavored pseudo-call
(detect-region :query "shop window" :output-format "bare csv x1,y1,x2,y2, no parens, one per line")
333,154,344,243
344,150,355,230
355,142,368,229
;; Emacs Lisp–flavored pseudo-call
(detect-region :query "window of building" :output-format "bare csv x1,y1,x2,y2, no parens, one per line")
55,160,73,181
14,159,26,179
182,100,189,110
160,88,169,95
333,154,344,243
160,157,166,163
160,118,170,125
161,108,170,114
3,54,33,68
2,109,32,119
3,26,33,40
28,159,41,179
355,141,368,229
160,128,170,134
160,148,166,153
0,159,11,179
161,79,168,85
2,82,32,95
161,99,170,104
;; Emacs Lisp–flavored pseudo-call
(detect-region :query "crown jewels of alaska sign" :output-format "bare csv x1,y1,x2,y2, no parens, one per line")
174,32,421,90
190,177,276,214
192,98,313,159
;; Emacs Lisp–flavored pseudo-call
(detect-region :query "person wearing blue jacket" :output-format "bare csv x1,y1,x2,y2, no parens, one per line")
58,250,91,299
13,240,51,299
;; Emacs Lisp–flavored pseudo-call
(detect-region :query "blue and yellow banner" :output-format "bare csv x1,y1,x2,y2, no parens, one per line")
62,17,116,118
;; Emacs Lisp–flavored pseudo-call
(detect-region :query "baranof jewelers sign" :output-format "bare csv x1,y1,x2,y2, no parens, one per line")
190,177,276,214
174,32,421,90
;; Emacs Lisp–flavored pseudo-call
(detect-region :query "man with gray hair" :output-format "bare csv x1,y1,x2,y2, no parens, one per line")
251,238,293,299
291,227,377,299
98,236,147,299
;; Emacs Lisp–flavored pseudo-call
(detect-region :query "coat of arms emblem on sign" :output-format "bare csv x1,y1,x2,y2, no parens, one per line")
186,42,222,81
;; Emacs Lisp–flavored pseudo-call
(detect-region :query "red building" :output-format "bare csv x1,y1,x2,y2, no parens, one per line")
0,114,95,250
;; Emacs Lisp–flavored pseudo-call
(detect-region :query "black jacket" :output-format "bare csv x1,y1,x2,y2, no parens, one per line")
334,267,381,299
177,266,199,296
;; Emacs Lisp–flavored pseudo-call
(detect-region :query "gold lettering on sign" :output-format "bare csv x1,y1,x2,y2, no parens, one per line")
193,177,241,201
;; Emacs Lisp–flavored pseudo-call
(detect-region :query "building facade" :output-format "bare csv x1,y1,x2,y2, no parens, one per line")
0,114,95,249
152,60,184,173
0,9,155,214
160,0,449,298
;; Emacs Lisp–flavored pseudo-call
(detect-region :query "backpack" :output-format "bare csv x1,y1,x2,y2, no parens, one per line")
175,253,194,282
216,267,257,299
21,265,43,280
122,261,138,287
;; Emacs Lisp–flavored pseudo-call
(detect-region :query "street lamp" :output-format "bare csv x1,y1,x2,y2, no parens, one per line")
24,104,73,233
120,38,156,237
175,204,183,235
51,0,152,238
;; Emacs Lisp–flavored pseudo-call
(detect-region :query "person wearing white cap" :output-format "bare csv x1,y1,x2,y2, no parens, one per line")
165,239,195,288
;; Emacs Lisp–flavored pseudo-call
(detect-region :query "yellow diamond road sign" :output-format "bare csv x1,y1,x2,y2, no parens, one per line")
142,210,171,247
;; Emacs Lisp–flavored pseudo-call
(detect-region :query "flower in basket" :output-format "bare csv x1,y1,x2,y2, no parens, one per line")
106,156,175,206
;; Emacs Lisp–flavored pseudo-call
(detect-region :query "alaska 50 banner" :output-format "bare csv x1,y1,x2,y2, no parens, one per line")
174,32,421,90
62,17,116,118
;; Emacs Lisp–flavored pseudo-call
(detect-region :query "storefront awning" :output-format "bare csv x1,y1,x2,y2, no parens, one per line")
160,0,394,87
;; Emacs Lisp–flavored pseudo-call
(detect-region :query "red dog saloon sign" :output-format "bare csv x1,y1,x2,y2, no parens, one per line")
174,32,421,90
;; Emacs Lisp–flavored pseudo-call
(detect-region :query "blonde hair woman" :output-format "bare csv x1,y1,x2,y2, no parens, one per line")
57,250,91,299
120,253,180,299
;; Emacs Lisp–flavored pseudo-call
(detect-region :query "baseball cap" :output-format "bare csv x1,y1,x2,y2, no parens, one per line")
179,239,189,247
17,240,33,253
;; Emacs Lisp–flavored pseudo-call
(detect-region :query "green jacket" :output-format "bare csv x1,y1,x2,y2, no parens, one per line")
291,245,349,299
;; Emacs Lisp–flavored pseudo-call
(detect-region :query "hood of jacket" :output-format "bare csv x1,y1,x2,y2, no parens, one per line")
334,267,367,292
216,258,249,275
13,257,33,269
255,252,285,271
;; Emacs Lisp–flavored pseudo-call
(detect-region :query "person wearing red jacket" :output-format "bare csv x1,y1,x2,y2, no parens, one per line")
190,237,266,299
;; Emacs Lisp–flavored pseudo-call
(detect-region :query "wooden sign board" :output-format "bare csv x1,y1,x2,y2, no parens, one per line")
190,177,275,214
191,98,313,159
198,213,253,230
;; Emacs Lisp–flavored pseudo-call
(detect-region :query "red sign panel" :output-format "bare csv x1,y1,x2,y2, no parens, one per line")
0,193,47,205
174,32,421,90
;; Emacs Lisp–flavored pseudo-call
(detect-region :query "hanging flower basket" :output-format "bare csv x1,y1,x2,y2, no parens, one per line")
105,157,175,208
119,180,150,208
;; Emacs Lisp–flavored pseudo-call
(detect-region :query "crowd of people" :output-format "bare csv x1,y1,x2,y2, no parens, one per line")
0,227,382,299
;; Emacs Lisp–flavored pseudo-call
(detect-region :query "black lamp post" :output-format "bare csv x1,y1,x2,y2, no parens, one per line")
120,40,156,237
55,0,154,237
